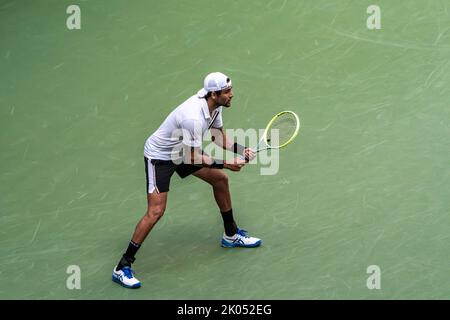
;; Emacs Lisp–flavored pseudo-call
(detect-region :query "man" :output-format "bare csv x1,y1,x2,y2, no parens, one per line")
112,72,262,289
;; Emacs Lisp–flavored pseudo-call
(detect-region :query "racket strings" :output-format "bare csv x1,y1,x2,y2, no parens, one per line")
266,114,298,148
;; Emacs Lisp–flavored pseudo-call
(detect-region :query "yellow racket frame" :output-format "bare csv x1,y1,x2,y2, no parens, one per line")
259,110,300,151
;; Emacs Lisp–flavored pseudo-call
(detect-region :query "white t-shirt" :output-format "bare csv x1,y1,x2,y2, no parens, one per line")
144,95,223,161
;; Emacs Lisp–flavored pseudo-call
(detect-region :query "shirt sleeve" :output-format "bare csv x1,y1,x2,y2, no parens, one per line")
211,107,223,128
180,118,203,148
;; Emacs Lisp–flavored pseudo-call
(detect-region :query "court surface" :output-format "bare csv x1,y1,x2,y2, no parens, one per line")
1,0,449,299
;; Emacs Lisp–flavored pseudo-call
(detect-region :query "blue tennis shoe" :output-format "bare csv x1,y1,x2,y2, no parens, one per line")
112,266,141,289
221,228,262,248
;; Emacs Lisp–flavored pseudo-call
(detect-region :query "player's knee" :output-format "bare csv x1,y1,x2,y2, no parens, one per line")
147,205,166,220
213,172,229,188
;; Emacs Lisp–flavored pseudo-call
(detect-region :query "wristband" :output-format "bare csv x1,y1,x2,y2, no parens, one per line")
232,142,246,156
210,159,224,169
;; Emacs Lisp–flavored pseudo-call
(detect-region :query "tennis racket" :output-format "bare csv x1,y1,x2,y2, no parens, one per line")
242,110,300,160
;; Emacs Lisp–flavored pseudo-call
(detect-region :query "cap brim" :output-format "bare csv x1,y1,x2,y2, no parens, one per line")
197,88,208,98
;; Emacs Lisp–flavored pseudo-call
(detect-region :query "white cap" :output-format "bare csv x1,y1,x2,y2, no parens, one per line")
197,72,232,98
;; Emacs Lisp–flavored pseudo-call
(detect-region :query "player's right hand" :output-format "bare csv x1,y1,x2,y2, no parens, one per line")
224,157,246,171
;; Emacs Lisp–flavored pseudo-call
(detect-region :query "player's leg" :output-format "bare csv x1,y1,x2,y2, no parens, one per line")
112,192,167,289
112,158,174,288
192,167,231,212
192,167,261,248
131,192,168,244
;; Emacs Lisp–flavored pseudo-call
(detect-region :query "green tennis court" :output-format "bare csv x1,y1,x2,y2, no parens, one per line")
1,0,449,299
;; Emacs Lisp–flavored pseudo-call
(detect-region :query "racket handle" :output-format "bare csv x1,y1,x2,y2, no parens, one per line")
242,151,262,161
239,148,261,162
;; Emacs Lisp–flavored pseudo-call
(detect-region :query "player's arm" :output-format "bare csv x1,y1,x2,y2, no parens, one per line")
180,119,245,171
189,146,244,171
211,127,255,161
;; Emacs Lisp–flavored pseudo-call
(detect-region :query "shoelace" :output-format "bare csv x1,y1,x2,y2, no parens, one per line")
122,267,134,279
237,229,249,238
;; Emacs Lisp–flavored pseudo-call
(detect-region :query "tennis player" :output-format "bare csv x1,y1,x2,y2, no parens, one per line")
112,72,262,289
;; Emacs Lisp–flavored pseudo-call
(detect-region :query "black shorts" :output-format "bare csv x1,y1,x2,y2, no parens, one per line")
144,157,202,193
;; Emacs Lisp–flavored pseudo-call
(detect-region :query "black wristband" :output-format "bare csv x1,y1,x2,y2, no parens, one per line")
232,142,246,156
210,159,224,169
